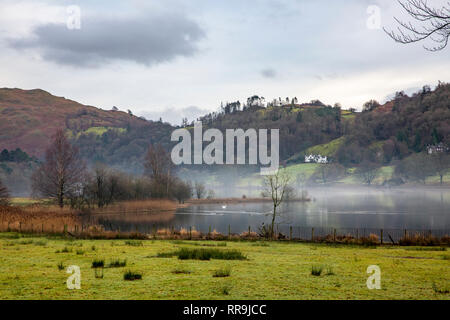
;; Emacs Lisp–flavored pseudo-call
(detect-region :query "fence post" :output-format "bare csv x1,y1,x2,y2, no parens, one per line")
209,226,211,238
311,228,314,242
333,229,336,242
41,224,44,233
404,229,407,239
189,226,192,240
289,226,293,241
248,225,251,236
152,224,156,239
356,228,359,240
380,229,383,245
19,222,22,233
228,225,231,239
64,224,68,236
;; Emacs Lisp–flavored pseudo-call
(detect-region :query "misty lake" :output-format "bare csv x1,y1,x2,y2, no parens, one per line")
89,187,450,238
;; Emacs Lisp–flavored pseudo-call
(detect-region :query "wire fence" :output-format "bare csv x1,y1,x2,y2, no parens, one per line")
1,220,449,245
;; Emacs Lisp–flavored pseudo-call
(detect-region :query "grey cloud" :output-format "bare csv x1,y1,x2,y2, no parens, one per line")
9,13,205,67
261,68,277,78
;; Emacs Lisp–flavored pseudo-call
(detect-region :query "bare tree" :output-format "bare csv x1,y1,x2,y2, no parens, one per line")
384,0,450,51
312,163,345,184
194,181,206,199
0,178,10,206
263,170,292,238
356,161,380,185
430,152,450,185
173,179,192,204
395,152,434,184
144,144,173,198
31,129,86,208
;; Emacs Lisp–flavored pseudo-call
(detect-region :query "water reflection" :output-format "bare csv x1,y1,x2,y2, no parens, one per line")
89,188,450,234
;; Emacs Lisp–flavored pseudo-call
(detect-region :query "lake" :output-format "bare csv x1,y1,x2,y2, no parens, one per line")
90,187,450,238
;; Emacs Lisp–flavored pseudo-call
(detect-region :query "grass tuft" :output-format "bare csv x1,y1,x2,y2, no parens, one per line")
325,265,335,276
108,259,127,268
176,248,246,261
172,267,192,274
220,285,232,295
213,266,231,278
124,240,143,247
124,270,142,281
92,259,105,268
57,262,65,271
432,282,449,294
311,265,323,276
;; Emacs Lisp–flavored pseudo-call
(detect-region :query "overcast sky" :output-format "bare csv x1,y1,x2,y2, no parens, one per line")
0,0,449,125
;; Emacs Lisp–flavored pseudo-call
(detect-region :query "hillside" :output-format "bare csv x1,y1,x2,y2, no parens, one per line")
1,84,449,176
0,88,149,157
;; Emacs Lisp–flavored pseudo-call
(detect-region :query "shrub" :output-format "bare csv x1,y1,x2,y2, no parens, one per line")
399,234,441,246
213,266,231,278
124,270,142,281
76,249,85,255
360,234,379,246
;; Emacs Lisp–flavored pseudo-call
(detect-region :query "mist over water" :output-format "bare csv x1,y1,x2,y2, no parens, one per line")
91,187,450,234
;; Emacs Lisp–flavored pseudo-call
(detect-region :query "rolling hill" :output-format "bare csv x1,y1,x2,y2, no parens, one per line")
0,88,150,158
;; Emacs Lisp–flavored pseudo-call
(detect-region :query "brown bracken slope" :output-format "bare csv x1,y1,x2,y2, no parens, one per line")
0,88,147,157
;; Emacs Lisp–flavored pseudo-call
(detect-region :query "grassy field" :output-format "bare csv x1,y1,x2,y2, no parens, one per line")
0,233,448,300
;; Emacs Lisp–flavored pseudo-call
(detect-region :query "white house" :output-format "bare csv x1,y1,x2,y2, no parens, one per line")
305,154,328,164
427,143,448,154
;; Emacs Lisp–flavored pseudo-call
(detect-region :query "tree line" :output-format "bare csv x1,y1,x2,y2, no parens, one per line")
28,129,202,209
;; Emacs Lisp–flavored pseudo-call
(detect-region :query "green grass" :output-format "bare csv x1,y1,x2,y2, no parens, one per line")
280,163,319,179
304,137,346,157
10,198,44,206
0,234,449,299
67,126,126,139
